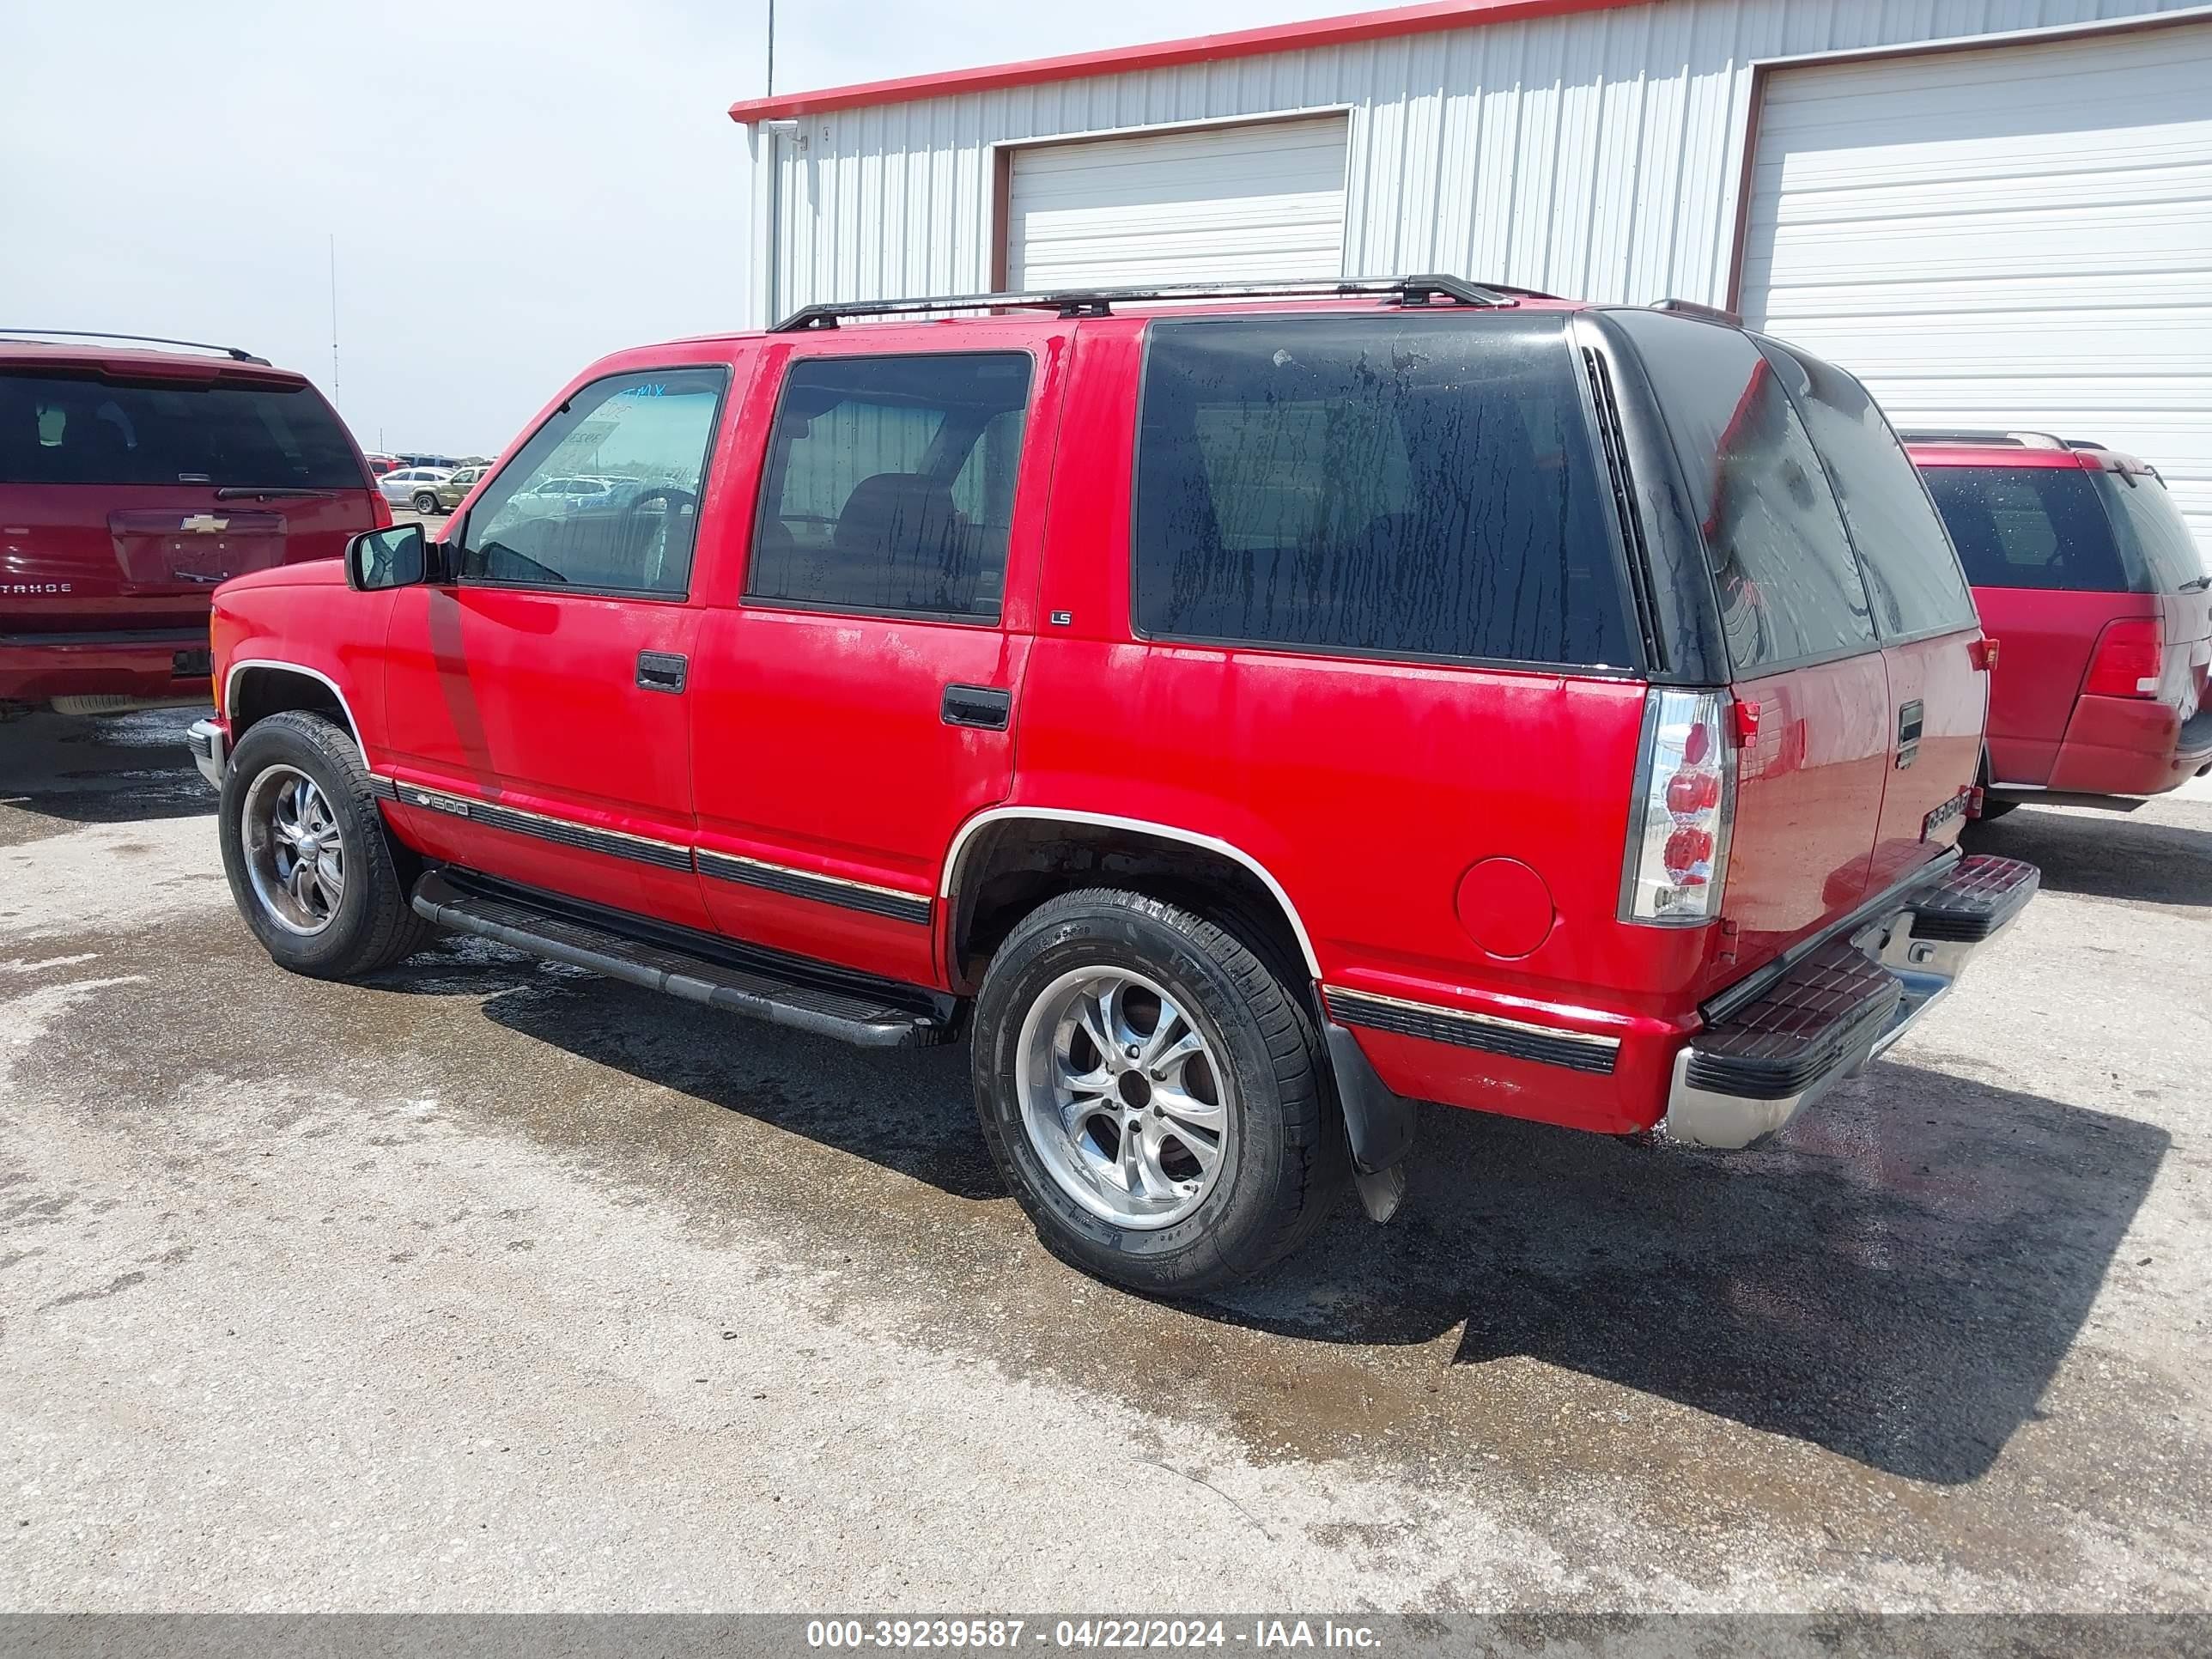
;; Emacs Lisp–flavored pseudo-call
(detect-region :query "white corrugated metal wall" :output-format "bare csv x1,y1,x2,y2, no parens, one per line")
1006,117,1352,289
1740,21,2212,544
744,0,2203,329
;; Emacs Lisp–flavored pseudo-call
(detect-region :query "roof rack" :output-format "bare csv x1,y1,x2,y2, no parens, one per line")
1650,297,1741,325
0,328,270,365
1894,428,2070,450
770,274,1540,332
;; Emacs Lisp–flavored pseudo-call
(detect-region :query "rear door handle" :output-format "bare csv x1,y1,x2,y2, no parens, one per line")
1895,698,1923,769
636,650,688,694
941,684,1012,730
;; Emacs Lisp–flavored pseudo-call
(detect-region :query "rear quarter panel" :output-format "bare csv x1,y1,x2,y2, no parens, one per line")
1014,319,1704,1135
1970,586,2133,785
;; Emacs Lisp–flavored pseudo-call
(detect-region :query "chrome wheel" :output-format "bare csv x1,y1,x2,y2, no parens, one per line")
1014,967,1232,1230
240,764,345,935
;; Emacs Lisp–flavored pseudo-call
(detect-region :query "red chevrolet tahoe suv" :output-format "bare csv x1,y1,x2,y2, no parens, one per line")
189,278,2038,1293
1904,433,2211,811
1,331,386,720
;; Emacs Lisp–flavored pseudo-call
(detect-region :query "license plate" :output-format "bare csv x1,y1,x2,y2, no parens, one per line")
1923,788,1970,840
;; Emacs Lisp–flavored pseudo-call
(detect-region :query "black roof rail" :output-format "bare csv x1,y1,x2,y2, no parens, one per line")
0,328,270,365
769,274,1538,332
1650,297,1741,325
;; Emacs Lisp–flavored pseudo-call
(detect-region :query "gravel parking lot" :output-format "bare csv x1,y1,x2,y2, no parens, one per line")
1,706,2206,1612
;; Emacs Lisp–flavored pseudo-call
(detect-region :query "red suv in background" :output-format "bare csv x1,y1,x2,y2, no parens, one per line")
190,279,2037,1294
1905,432,2211,811
0,331,386,720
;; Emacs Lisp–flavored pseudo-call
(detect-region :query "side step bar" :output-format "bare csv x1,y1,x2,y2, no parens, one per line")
410,871,953,1048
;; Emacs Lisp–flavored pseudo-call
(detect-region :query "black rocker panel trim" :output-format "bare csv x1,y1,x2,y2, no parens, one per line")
1326,988,1620,1076
696,848,933,926
385,781,693,872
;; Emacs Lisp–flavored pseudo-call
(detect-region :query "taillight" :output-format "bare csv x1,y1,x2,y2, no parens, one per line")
2081,617,2161,699
369,490,394,529
1620,688,1735,927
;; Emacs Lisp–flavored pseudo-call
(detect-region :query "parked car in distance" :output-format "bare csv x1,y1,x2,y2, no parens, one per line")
1905,432,2211,811
377,466,458,514
502,474,629,517
365,454,401,477
189,277,2038,1294
0,329,387,720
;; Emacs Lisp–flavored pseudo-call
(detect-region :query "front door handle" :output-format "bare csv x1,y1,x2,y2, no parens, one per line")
637,650,688,694
941,684,1012,730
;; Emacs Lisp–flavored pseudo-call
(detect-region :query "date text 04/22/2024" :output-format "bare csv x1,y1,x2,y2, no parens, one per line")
804,1620,1382,1650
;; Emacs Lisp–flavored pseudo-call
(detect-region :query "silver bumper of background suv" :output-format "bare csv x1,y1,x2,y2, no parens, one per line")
1663,854,2040,1151
185,720,225,789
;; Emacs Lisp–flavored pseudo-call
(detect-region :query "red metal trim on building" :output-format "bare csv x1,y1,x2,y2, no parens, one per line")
727,0,1644,122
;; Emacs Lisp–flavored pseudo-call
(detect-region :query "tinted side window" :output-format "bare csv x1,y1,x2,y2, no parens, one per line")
1133,313,1632,669
461,365,726,596
1757,342,1978,638
1920,466,2128,592
747,353,1033,622
2094,469,2206,594
0,370,364,489
1608,311,1875,673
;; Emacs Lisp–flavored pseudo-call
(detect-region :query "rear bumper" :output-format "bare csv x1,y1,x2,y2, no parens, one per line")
2036,696,2212,798
1662,854,2039,1149
0,629,212,707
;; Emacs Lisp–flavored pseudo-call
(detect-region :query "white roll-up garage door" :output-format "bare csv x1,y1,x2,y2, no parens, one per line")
1741,21,2212,550
1006,115,1349,293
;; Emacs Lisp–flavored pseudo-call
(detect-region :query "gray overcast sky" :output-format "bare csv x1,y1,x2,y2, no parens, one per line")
3,0,1357,459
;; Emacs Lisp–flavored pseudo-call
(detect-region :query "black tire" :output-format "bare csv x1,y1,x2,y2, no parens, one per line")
972,888,1347,1296
218,710,432,979
412,491,440,515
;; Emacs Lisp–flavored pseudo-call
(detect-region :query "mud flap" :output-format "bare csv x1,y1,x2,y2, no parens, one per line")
1324,1021,1415,1221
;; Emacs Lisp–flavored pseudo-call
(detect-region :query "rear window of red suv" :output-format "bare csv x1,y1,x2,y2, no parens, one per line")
1131,313,1633,672
1921,466,2133,592
0,368,364,489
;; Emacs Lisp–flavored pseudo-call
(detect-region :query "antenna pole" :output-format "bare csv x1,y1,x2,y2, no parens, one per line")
766,0,775,94
328,234,340,406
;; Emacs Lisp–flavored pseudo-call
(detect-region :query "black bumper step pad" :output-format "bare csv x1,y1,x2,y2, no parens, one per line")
411,872,950,1048
1906,854,2039,944
1683,938,1902,1102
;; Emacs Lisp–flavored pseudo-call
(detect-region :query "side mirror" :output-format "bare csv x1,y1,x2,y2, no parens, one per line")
345,523,428,591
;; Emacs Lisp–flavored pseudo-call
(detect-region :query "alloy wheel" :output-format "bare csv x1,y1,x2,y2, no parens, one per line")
1014,967,1232,1229
240,764,345,935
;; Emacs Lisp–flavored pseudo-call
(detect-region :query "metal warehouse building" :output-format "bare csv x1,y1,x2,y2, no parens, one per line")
732,0,2212,545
